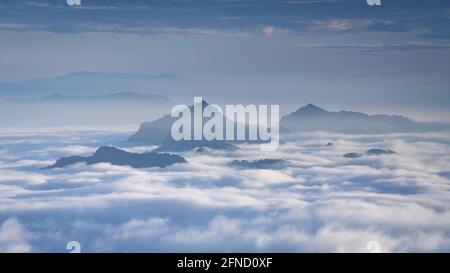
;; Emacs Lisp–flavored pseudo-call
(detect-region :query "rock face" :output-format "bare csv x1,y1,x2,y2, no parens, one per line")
45,146,187,169
281,103,450,134
228,159,287,170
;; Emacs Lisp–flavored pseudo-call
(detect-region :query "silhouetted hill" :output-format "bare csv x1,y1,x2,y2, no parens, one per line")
128,100,210,144
343,148,396,158
228,159,288,170
129,99,272,145
45,146,186,169
366,148,396,156
128,114,175,145
7,91,171,104
0,92,173,127
153,136,237,152
0,71,179,99
130,102,450,149
281,104,449,134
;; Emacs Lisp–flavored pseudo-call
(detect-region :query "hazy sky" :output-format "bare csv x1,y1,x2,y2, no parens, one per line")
0,0,449,119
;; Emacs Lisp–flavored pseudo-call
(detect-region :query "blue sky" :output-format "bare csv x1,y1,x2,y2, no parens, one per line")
0,0,449,119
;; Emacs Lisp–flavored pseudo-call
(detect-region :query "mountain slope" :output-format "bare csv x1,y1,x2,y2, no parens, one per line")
0,92,173,127
153,137,237,153
6,91,171,104
45,146,186,169
128,99,270,146
0,71,179,100
281,104,449,134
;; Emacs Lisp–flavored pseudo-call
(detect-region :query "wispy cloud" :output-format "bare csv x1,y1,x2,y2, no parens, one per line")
296,18,398,32
25,2,54,8
0,0,446,39
297,41,450,52
262,26,291,37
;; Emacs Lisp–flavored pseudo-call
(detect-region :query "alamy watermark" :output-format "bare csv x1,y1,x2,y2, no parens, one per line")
367,0,381,6
366,241,382,253
171,97,280,151
66,241,81,253
66,0,81,6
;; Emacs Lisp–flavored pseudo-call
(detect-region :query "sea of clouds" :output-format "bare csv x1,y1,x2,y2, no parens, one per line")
0,128,450,252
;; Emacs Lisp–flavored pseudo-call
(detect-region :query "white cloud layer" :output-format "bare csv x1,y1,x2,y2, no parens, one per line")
0,129,450,252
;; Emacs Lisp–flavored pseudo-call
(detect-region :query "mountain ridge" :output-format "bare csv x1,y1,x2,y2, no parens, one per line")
129,102,450,146
0,71,180,100
45,146,187,169
6,91,171,104
281,103,449,134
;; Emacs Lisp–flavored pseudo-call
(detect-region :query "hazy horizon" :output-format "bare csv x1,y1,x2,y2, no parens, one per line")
0,0,449,122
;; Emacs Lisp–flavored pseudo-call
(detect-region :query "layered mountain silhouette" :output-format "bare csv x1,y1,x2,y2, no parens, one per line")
129,99,270,150
0,92,172,126
45,146,186,169
6,91,171,105
0,71,179,99
129,114,179,145
280,104,449,134
129,102,450,151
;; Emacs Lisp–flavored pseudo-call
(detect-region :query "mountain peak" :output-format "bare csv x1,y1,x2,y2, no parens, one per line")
303,103,326,111
94,146,120,154
189,99,209,110
281,103,329,121
294,103,328,115
43,93,72,100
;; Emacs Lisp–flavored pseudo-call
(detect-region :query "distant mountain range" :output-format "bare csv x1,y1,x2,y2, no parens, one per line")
128,102,450,149
0,92,173,126
45,146,186,169
6,91,171,105
0,71,179,100
280,104,450,134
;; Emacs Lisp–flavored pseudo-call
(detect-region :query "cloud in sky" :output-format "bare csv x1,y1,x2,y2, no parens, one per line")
297,41,450,52
302,18,399,32
262,26,290,37
0,128,450,252
0,0,447,38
